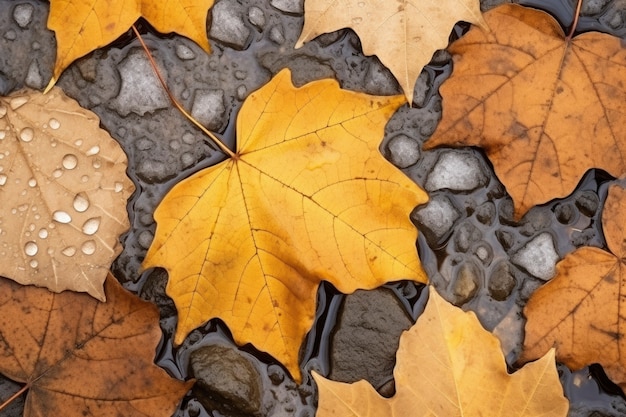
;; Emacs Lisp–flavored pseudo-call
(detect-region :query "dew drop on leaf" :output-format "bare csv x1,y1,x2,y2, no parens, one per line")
52,210,71,224
82,217,100,235
9,96,28,110
81,240,96,255
52,169,63,178
0,174,6,186
28,178,36,187
19,127,34,142
114,182,123,193
62,154,78,170
24,241,38,256
0,106,6,118
61,246,76,257
48,118,60,129
38,228,48,239
86,145,100,156
73,193,90,212
29,259,38,268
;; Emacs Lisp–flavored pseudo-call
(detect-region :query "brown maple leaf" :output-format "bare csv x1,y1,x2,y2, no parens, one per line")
424,4,626,219
521,182,626,391
0,274,193,417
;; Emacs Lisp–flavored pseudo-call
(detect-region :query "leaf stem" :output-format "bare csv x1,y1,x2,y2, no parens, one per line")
566,0,583,40
0,384,29,412
131,25,235,158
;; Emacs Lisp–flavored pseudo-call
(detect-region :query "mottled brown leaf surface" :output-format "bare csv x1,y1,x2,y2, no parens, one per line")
0,274,192,417
521,183,626,390
424,4,626,218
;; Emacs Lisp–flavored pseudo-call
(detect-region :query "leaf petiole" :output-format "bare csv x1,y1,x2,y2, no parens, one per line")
131,25,236,159
0,384,28,412
566,0,584,40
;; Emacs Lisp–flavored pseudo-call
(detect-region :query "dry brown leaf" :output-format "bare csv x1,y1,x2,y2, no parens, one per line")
521,182,626,390
424,4,626,218
0,88,134,301
47,0,214,85
315,287,568,416
295,0,486,103
0,273,193,417
143,69,428,382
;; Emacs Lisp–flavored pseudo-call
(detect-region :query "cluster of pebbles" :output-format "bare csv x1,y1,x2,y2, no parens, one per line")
1,0,626,416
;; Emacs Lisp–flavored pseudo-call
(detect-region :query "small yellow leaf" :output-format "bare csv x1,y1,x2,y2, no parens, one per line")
0,88,134,301
295,0,486,103
314,287,569,416
143,69,428,382
47,0,214,84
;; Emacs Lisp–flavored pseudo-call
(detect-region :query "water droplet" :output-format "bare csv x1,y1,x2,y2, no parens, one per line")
62,154,78,170
0,174,6,186
48,118,60,129
52,210,71,223
82,217,100,235
19,127,33,142
0,106,6,118
0,131,5,140
28,223,35,231
18,204,29,212
352,17,362,24
61,246,76,257
81,240,96,255
52,169,63,178
81,175,89,183
92,158,101,169
74,139,83,146
9,97,28,110
29,259,38,268
73,193,90,212
24,241,38,256
47,248,55,255
86,146,100,156
28,178,36,187
38,228,48,239
114,182,123,193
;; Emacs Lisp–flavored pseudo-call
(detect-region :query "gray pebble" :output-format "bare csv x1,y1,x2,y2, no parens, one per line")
249,6,266,29
13,4,34,28
386,134,420,168
210,0,250,49
175,44,196,60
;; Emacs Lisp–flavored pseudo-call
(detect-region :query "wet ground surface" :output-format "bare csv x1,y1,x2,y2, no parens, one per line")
1,0,626,416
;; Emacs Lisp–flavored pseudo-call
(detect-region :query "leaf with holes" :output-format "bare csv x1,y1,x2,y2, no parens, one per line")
423,4,626,218
143,68,428,382
47,0,214,86
0,273,193,416
521,182,626,391
295,0,486,103
0,87,134,300
315,287,568,416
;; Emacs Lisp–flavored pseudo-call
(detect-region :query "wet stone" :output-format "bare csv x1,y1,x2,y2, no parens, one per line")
496,229,515,251
136,159,175,183
575,190,600,217
248,6,266,29
13,3,34,28
175,43,196,60
270,0,304,14
488,261,517,301
412,194,460,244
475,201,496,225
519,209,552,236
190,89,227,132
190,344,262,416
269,25,285,44
25,60,42,89
385,134,420,168
554,201,576,224
109,49,169,116
453,221,482,253
330,288,412,393
425,150,488,192
511,232,559,281
209,0,250,50
452,262,480,306
364,60,399,96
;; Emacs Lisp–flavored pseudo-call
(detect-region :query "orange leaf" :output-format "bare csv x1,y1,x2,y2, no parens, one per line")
521,183,626,390
315,287,568,416
295,0,486,104
142,69,428,382
47,0,214,85
0,88,134,301
424,4,626,219
0,274,193,417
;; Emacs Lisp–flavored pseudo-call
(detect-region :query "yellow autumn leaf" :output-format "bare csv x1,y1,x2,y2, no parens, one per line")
0,88,134,301
143,69,428,382
295,0,487,103
314,287,569,417
47,0,214,86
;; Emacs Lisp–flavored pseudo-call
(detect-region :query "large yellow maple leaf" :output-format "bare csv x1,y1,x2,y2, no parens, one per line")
47,0,213,85
295,0,486,104
424,4,626,219
143,69,428,381
315,287,569,416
